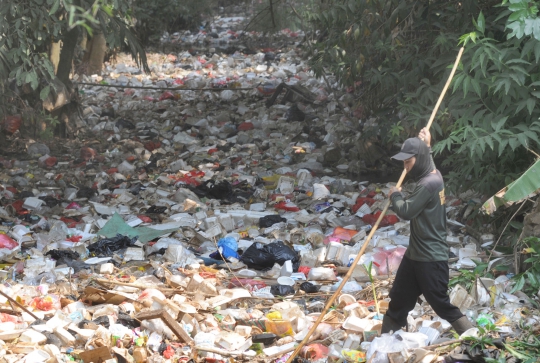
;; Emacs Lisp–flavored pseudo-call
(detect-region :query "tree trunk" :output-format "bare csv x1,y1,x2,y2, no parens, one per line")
50,41,62,75
86,30,107,76
57,27,80,86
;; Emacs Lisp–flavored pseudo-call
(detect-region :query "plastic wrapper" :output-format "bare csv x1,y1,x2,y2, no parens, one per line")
265,319,294,337
0,234,18,249
342,349,367,362
30,294,61,311
301,343,329,360
372,246,407,275
211,236,239,260
325,227,358,243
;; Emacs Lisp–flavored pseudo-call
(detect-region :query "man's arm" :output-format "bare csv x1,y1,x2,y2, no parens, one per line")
419,128,436,170
390,186,432,220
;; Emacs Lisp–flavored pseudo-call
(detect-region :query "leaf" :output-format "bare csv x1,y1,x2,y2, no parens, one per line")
477,11,485,33
49,0,60,15
526,98,536,114
39,85,50,100
463,76,470,98
509,137,520,150
491,116,508,131
471,78,482,97
503,159,540,203
510,275,525,293
533,17,540,40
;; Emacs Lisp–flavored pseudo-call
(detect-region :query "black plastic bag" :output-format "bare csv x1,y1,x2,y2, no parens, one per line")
286,104,306,122
259,215,287,228
264,241,300,271
240,241,299,271
300,282,320,293
240,242,275,270
45,249,80,261
77,187,96,199
252,333,278,345
147,205,167,214
87,234,137,256
270,284,295,296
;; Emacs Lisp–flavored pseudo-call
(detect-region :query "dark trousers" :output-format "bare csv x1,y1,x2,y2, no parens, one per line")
386,256,463,327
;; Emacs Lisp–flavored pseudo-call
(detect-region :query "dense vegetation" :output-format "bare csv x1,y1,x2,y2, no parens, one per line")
304,0,540,195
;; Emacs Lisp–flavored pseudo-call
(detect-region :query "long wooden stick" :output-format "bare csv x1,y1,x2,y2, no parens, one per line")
285,47,465,363
425,47,464,131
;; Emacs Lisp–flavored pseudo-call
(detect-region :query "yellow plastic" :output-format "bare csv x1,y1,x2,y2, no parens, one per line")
341,349,366,362
266,311,282,320
262,175,282,190
265,319,294,337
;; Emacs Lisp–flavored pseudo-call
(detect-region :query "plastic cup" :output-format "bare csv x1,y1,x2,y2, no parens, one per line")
277,276,295,286
339,293,356,305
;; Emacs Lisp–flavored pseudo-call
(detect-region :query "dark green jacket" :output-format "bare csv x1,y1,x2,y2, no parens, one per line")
390,170,448,262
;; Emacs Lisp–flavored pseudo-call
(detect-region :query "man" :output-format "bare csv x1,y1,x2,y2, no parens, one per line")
381,128,473,335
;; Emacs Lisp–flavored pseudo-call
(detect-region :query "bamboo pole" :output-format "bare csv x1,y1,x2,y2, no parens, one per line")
285,46,465,363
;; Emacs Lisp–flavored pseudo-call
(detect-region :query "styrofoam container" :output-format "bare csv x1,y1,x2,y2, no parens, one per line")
280,260,293,276
277,276,295,286
326,241,343,261
342,316,375,332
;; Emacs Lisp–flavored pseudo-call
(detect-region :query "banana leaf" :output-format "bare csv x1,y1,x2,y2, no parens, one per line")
482,159,540,214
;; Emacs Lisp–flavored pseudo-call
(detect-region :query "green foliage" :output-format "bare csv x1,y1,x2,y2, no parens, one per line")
38,111,61,140
245,0,305,34
305,0,540,195
0,0,63,94
510,236,540,296
0,0,148,107
133,0,217,44
449,261,489,292
363,261,379,314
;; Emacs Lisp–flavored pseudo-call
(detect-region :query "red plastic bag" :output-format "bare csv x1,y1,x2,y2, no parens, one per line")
298,266,311,276
80,147,97,161
163,345,174,359
3,115,22,134
237,122,254,131
0,234,18,250
159,91,176,101
144,141,161,151
362,211,399,227
274,201,300,212
351,197,376,213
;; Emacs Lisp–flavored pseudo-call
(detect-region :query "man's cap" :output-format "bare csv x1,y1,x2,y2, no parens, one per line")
391,138,422,161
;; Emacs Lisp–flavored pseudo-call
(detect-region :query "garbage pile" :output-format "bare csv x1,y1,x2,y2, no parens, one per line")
0,12,538,363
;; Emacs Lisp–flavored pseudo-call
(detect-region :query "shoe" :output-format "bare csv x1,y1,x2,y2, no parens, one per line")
381,315,404,334
451,316,474,336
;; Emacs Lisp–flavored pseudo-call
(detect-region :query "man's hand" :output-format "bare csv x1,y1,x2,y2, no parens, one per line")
389,186,402,196
419,127,431,147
